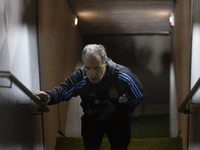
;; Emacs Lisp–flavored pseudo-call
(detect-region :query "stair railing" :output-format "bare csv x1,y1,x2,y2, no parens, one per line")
0,71,49,112
178,77,200,114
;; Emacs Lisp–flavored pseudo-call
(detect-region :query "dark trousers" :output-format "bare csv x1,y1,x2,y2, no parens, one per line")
81,114,132,150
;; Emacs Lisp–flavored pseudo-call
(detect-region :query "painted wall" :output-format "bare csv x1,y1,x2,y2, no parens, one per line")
171,0,191,150
37,0,83,149
188,0,200,149
0,0,40,150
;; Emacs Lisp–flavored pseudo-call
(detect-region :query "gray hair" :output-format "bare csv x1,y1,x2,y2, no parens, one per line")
82,44,107,63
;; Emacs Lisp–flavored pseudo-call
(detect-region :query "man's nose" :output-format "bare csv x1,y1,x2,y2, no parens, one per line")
90,69,95,77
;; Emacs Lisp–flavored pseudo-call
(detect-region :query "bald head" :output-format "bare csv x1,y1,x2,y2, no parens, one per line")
82,44,107,64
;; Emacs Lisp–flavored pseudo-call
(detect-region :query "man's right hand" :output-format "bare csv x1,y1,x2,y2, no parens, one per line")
33,90,50,105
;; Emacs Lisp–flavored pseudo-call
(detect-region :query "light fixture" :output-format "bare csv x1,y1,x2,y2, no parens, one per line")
75,17,78,25
169,12,175,26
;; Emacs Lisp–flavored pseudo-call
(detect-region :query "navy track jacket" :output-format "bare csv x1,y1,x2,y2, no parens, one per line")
46,58,146,118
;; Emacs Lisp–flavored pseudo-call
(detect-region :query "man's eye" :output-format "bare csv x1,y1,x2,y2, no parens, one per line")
84,67,90,70
94,67,100,70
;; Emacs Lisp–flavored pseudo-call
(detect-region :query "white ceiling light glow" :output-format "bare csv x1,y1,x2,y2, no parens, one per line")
75,17,78,25
169,12,175,26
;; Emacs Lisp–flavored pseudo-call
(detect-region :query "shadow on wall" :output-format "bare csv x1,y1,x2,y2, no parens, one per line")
0,0,40,149
0,0,10,71
0,99,36,149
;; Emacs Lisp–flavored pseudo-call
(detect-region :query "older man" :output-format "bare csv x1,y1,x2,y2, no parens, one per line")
34,44,146,150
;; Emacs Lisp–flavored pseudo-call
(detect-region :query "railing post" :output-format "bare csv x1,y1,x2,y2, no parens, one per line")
178,77,200,113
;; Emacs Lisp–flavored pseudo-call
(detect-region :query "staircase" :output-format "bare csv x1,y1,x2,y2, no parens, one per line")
55,137,182,150
55,115,182,150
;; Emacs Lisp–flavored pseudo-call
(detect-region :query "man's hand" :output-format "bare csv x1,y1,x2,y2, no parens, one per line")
96,100,116,121
33,90,50,105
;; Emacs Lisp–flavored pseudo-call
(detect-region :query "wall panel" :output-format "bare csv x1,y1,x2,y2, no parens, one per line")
38,0,83,149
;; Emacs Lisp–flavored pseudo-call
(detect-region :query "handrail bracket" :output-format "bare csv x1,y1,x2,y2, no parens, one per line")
0,71,49,112
181,108,196,114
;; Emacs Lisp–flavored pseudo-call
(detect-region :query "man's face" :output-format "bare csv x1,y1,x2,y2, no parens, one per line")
83,52,107,84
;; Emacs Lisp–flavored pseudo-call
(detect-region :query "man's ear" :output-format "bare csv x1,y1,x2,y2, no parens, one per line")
105,59,108,66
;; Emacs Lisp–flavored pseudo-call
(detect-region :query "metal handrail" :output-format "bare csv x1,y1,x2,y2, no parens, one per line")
178,77,200,113
0,71,49,112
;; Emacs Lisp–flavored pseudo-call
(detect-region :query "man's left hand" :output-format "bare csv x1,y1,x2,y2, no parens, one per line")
96,100,116,121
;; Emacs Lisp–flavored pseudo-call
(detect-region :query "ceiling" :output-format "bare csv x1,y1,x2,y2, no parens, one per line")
68,0,174,35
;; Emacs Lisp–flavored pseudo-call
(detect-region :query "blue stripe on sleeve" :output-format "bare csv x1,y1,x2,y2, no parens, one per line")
59,76,88,101
118,71,144,107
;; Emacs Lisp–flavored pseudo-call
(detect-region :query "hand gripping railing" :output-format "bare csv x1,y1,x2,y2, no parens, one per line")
0,71,49,112
178,77,200,113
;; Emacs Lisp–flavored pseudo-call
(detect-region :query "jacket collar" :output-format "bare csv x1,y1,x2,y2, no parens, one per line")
107,58,117,76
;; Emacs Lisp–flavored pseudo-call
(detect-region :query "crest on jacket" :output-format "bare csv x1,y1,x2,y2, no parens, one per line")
109,87,118,100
